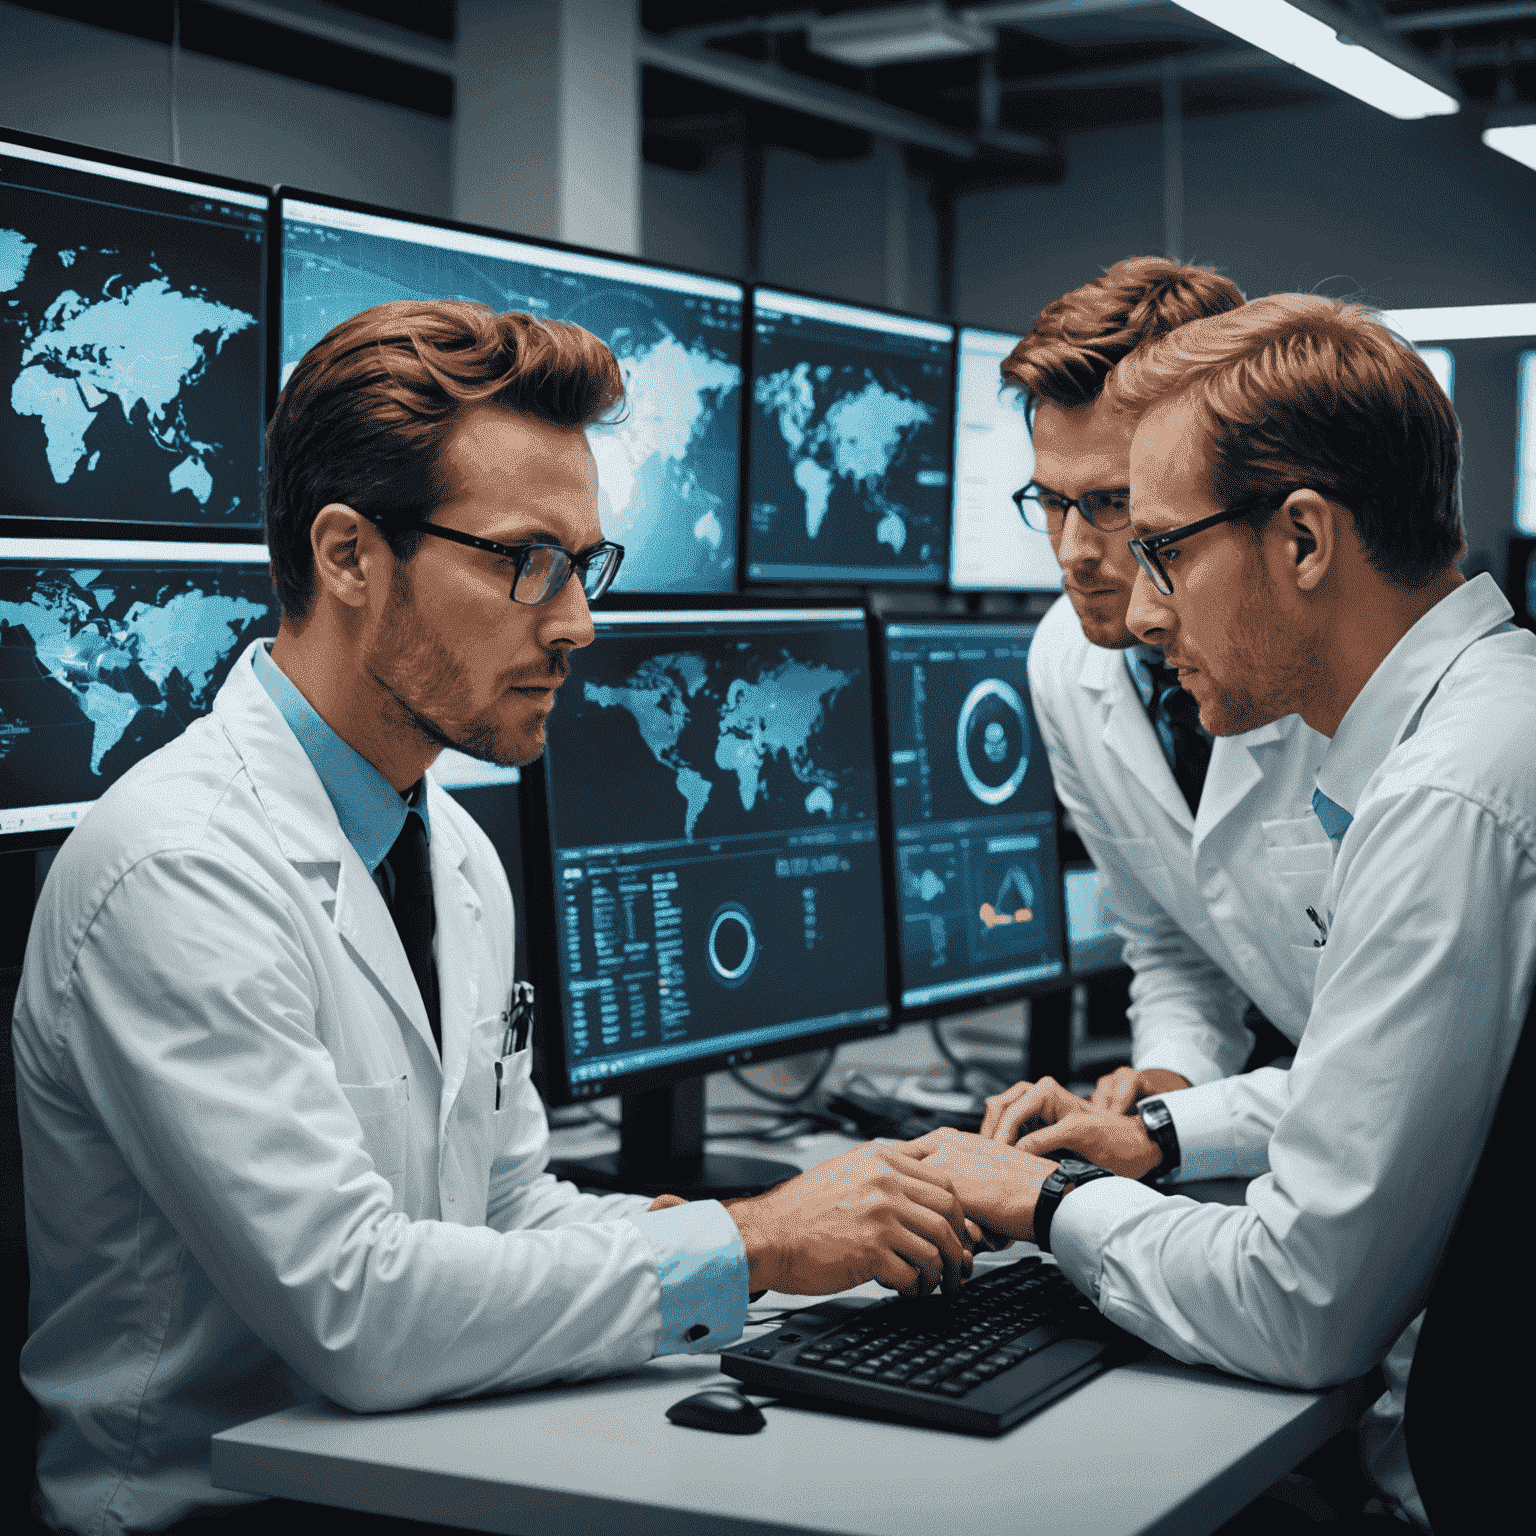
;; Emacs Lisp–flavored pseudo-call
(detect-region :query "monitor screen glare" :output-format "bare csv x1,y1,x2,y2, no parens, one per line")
537,608,891,1095
0,136,267,529
883,620,1065,1011
949,327,1061,593
278,196,744,594
0,538,277,841
746,290,954,585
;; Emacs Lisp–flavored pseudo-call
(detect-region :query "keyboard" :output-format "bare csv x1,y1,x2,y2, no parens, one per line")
720,1255,1138,1435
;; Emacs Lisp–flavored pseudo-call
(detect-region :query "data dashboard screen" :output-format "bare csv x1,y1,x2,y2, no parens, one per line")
882,619,1065,1011
746,289,953,585
949,327,1061,593
534,608,891,1094
278,193,744,595
0,134,267,529
0,538,276,844
1066,863,1122,977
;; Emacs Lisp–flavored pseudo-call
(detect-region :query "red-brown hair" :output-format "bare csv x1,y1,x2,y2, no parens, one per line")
1002,256,1245,416
1104,294,1463,587
264,300,624,619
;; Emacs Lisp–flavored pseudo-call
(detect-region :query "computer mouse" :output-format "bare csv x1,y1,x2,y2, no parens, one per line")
666,1387,767,1434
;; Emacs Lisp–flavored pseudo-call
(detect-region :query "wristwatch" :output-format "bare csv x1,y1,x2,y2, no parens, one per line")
1137,1097,1182,1182
1034,1156,1116,1254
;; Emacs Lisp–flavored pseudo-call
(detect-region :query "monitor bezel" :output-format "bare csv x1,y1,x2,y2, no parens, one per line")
871,611,1070,1019
0,535,275,856
740,282,958,594
519,598,899,1108
267,184,750,598
0,127,270,539
947,323,1065,597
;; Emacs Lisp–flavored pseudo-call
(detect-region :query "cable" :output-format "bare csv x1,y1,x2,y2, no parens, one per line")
728,1047,837,1107
927,1017,1013,1099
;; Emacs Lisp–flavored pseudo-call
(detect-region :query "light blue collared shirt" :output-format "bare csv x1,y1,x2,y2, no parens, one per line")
252,642,747,1355
252,641,426,870
1124,643,1212,772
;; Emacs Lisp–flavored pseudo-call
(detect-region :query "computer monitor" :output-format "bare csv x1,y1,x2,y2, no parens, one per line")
948,327,1062,593
878,618,1066,1015
0,537,277,851
1518,350,1536,537
521,603,896,1193
0,130,267,531
274,190,745,595
745,288,954,586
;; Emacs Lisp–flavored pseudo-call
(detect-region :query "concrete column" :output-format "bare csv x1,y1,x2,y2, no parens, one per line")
877,136,910,312
454,0,641,255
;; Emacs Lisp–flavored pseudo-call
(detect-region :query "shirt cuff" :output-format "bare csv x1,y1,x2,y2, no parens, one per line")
1134,1038,1228,1091
625,1200,748,1356
1158,1080,1246,1183
1049,1174,1166,1304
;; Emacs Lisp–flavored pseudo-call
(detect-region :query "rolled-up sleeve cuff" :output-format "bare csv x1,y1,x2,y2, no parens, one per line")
1050,1175,1165,1304
1158,1080,1242,1183
626,1200,748,1356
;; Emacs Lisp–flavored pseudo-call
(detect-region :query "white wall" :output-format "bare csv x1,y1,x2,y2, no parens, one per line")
0,2,452,217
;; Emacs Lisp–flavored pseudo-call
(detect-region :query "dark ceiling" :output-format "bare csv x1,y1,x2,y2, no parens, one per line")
640,2,1536,176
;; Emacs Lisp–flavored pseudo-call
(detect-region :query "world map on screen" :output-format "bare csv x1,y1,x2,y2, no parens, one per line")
0,565,275,814
1,227,258,522
281,223,743,593
755,362,934,557
581,650,853,840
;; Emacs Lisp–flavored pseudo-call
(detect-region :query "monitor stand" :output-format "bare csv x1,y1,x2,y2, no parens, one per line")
549,1077,801,1200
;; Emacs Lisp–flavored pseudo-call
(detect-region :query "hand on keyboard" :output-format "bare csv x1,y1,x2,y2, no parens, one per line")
982,1077,1162,1179
899,1128,1057,1243
726,1140,978,1300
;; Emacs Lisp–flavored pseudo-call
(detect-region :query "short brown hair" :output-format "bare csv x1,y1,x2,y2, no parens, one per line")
264,299,624,620
1104,294,1463,588
1003,256,1245,417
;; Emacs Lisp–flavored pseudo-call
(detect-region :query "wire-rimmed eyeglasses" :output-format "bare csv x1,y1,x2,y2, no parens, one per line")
368,514,625,605
1012,482,1133,534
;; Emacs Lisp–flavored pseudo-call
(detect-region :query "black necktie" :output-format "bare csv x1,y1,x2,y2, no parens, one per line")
376,809,441,1048
1144,658,1213,817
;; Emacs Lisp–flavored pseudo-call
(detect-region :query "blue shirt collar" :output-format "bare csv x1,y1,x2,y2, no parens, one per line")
1123,644,1166,711
251,641,427,873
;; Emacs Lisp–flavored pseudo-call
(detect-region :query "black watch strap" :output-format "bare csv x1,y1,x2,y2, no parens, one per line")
1035,1157,1116,1254
1137,1097,1181,1180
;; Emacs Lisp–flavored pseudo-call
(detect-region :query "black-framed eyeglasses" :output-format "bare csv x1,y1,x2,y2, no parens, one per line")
1127,493,1290,596
369,515,625,605
1012,482,1132,534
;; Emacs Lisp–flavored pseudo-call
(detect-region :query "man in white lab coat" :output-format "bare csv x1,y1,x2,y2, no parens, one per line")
1007,257,1330,1111
912,296,1536,1528
13,301,975,1535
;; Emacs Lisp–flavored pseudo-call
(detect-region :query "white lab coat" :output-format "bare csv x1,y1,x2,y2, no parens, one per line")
1027,594,1332,1084
14,643,729,1535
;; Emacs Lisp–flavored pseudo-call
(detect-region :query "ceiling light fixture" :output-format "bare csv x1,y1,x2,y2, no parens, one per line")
807,4,995,70
1383,305,1536,342
1170,0,1458,120
1483,102,1536,174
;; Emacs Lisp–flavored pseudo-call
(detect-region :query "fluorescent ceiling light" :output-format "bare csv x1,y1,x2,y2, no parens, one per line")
1384,305,1536,342
808,4,995,69
1170,1,1458,120
1483,104,1536,173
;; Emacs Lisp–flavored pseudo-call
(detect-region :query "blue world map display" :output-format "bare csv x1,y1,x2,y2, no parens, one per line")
0,145,266,528
0,558,276,834
280,206,743,594
547,626,876,852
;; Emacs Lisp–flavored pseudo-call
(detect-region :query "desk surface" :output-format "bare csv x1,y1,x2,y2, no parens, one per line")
213,1105,1365,1536
211,1322,1365,1536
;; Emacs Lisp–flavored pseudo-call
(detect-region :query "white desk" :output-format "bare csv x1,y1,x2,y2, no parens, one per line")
212,1099,1370,1536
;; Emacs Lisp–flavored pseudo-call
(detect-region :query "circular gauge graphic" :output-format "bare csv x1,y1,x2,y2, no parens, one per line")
957,678,1030,806
707,902,759,988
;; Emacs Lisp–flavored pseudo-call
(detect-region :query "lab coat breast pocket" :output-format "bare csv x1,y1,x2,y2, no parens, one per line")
338,1074,411,1189
1261,822,1334,1007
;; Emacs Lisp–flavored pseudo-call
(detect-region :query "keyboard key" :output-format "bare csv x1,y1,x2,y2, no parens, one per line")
938,1380,971,1397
